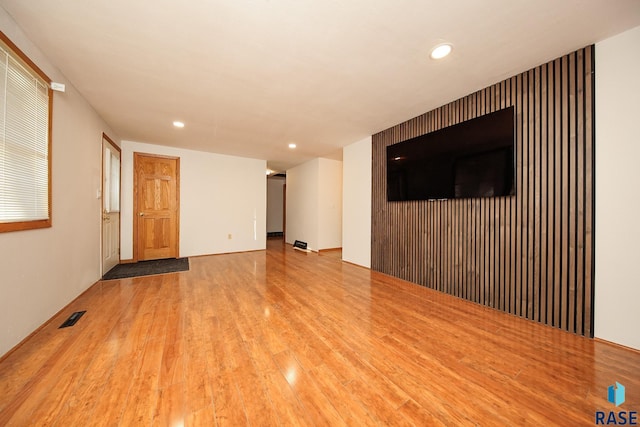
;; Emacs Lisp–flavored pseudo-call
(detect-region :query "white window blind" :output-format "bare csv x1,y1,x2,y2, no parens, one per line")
0,43,50,225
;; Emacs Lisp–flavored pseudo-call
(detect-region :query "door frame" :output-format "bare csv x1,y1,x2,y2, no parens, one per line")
133,152,181,262
100,133,121,276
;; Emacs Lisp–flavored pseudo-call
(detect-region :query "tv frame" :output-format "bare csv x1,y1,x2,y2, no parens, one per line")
386,106,515,202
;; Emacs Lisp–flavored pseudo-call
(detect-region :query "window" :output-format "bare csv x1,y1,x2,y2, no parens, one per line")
0,32,52,232
103,143,120,213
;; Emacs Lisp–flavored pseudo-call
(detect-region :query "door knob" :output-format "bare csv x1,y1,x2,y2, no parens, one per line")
139,212,145,216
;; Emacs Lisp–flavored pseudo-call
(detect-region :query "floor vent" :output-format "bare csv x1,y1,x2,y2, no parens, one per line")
293,240,311,253
59,311,86,328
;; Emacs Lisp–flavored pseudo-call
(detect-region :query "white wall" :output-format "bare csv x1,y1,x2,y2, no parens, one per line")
318,158,343,250
285,159,319,250
342,137,372,267
286,158,343,251
594,25,640,351
267,177,285,233
285,158,342,251
0,9,120,356
121,141,266,258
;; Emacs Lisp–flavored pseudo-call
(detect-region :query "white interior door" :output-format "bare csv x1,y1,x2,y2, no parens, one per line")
102,136,121,275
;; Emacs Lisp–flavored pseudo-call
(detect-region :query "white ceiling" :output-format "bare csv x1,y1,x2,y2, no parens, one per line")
1,1,639,172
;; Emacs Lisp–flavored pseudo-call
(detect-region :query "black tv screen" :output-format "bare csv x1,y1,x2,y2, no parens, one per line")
387,107,515,201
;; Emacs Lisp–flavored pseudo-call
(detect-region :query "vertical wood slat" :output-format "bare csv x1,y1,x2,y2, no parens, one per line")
545,60,555,325
576,49,585,336
371,46,595,337
584,46,594,338
516,72,524,317
553,56,562,329
527,69,535,320
540,63,549,325
568,51,577,334
560,54,569,331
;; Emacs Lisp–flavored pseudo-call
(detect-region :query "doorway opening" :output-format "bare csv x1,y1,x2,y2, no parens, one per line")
267,173,286,241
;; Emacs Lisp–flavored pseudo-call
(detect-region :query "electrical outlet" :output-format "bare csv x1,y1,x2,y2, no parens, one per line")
228,234,232,239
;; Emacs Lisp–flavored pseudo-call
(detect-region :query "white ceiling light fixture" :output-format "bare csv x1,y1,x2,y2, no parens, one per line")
430,43,453,60
288,143,296,149
266,169,273,175
172,121,185,128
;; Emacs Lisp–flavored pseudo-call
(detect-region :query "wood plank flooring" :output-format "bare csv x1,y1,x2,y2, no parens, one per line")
0,239,638,425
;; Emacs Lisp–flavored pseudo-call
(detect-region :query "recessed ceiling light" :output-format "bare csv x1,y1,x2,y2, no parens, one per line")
288,143,296,149
266,169,273,175
173,121,185,128
430,43,452,60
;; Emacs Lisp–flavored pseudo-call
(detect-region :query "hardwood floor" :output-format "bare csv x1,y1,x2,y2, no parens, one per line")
0,239,638,426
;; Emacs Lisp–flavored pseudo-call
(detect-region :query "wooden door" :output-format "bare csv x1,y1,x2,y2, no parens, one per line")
134,153,180,261
101,135,121,274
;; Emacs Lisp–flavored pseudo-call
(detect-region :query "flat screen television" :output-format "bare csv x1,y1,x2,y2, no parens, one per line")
387,106,515,201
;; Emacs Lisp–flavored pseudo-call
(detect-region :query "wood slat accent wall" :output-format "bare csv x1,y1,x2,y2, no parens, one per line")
372,46,595,336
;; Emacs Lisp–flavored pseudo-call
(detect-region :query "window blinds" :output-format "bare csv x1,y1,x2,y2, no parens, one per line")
0,45,50,223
